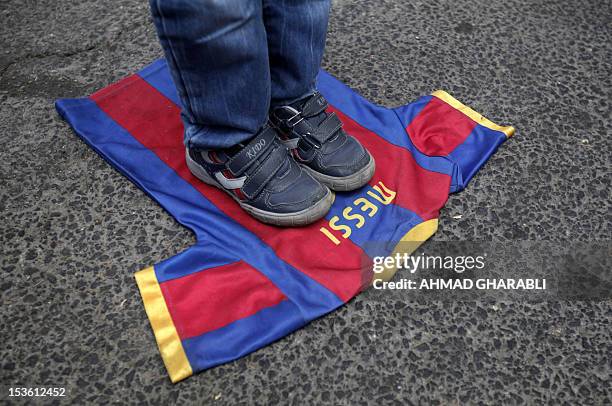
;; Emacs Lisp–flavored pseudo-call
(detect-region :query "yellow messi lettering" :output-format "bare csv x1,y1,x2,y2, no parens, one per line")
329,216,352,239
319,227,341,245
367,181,396,205
354,197,378,217
343,207,365,228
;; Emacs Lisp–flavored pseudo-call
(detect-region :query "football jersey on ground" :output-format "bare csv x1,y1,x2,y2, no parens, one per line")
56,59,514,383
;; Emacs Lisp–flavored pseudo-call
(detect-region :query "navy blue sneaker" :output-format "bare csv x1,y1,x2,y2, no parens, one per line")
185,125,333,227
270,92,375,191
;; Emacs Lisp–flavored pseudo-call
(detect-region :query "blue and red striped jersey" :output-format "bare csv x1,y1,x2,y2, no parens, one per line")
56,59,514,383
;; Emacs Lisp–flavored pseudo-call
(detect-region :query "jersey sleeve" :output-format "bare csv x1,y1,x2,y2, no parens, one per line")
394,91,514,193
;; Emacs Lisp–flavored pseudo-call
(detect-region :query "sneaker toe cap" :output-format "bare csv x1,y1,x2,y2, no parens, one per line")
267,170,329,213
322,136,371,177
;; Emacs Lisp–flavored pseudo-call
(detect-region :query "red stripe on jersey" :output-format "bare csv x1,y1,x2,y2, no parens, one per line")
406,96,477,156
159,261,286,339
92,75,366,302
328,106,451,221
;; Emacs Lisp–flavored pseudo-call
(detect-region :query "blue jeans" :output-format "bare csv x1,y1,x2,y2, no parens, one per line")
149,0,331,150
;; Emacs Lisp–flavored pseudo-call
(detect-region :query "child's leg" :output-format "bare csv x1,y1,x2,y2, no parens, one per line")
149,0,271,150
263,0,331,106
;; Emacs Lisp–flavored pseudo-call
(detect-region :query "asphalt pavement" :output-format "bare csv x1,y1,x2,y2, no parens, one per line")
1,0,610,404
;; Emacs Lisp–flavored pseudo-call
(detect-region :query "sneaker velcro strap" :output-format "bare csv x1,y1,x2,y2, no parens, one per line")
241,144,286,198
310,112,343,143
301,92,328,117
227,127,277,175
